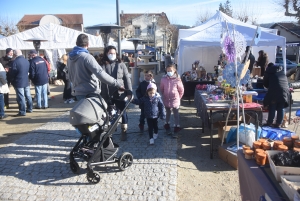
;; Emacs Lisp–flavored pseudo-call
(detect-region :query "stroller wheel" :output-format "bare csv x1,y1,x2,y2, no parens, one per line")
118,152,133,171
70,160,80,174
86,171,101,184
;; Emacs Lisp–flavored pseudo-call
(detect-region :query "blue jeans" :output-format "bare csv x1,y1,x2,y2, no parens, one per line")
113,99,128,124
35,84,48,108
267,101,285,125
15,86,33,115
0,93,5,116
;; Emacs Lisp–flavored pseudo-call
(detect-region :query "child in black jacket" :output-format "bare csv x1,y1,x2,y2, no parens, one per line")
132,83,165,145
135,70,155,133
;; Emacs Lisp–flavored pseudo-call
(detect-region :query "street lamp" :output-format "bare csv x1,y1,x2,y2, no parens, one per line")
85,24,124,49
24,38,48,55
127,38,143,91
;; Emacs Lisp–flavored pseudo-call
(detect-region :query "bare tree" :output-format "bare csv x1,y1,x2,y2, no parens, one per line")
195,9,214,26
0,16,18,37
282,0,300,23
233,2,261,25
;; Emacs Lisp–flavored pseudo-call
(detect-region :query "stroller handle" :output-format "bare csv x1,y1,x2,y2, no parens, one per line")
111,89,134,103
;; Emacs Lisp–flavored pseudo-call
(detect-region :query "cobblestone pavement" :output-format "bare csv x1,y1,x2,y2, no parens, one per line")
0,105,177,201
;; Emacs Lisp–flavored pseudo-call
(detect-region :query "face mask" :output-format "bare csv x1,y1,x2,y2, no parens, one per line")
7,55,13,59
167,72,174,77
108,54,116,61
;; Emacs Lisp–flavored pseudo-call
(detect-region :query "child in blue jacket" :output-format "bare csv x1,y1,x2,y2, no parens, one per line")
132,83,166,145
135,70,155,133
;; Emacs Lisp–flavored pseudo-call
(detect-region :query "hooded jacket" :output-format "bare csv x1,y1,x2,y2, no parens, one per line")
132,93,166,119
263,65,290,108
160,74,184,108
67,46,121,96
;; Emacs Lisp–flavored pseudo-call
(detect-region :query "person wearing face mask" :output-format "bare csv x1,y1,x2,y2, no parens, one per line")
67,34,124,102
160,64,184,138
100,45,132,141
0,48,14,109
135,70,155,133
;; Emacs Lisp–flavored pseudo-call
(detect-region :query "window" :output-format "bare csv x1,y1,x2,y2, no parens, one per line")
147,26,153,35
134,26,141,36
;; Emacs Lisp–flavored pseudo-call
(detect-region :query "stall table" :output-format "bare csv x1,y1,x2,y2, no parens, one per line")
183,80,215,103
194,90,263,159
238,150,289,201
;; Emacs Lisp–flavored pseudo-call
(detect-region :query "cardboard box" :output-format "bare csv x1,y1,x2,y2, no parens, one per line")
218,142,238,169
266,150,300,181
252,67,261,77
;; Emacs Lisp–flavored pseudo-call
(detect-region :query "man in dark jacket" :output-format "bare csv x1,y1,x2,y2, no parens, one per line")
243,46,255,74
10,49,33,116
29,50,49,109
0,48,13,108
263,63,290,127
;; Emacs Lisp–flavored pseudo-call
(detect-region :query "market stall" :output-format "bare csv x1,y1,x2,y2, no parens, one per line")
176,10,287,75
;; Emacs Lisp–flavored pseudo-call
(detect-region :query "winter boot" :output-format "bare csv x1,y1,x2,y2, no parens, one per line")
164,123,171,135
120,124,128,141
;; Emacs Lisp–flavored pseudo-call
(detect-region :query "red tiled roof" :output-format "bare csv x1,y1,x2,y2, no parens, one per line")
17,14,83,26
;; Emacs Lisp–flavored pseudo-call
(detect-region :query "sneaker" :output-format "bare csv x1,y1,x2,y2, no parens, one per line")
68,99,75,104
149,138,154,145
164,124,171,135
139,124,144,134
0,115,8,119
153,133,158,139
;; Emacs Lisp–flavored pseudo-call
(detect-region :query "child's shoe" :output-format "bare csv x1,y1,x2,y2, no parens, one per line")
164,123,171,135
153,133,158,139
139,124,144,134
149,138,154,145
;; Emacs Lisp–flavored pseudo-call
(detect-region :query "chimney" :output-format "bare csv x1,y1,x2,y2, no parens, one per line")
121,10,124,16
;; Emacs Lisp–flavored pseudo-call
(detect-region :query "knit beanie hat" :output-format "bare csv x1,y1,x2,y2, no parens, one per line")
147,82,157,90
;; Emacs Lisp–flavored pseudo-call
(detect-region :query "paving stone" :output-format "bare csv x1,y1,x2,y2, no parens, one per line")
0,106,177,200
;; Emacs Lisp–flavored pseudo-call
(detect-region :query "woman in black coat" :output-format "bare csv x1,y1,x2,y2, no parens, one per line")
256,50,269,77
263,63,290,127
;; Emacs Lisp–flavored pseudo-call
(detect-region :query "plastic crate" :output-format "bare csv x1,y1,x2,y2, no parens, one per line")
266,150,300,181
280,175,300,201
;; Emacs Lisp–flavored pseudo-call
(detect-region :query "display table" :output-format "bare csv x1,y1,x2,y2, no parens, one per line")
183,80,215,103
194,90,263,159
237,150,289,201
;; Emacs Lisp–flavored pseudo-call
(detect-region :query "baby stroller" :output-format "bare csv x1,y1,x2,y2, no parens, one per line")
69,89,133,184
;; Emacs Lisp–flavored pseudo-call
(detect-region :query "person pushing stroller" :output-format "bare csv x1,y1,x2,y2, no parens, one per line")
132,83,166,145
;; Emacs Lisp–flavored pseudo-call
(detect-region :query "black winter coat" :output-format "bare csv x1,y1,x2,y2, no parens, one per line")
132,94,166,119
29,56,49,86
10,56,30,88
263,66,290,108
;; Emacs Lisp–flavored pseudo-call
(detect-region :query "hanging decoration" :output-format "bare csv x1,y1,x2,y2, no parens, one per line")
254,27,261,45
222,36,235,63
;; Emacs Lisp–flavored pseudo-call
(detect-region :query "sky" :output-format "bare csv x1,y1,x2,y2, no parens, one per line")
0,0,297,27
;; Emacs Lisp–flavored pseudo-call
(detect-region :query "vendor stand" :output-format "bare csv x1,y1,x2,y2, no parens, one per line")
237,150,290,201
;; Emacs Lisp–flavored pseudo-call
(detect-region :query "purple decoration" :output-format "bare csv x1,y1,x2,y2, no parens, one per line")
224,36,235,63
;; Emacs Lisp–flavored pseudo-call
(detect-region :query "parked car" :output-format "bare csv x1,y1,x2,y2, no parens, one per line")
275,57,298,70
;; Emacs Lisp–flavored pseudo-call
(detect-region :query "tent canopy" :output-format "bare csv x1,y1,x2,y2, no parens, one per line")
0,23,104,50
177,11,286,75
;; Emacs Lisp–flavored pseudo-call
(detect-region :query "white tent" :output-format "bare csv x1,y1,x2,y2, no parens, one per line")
121,38,145,50
0,23,107,70
177,11,286,75
0,23,104,50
